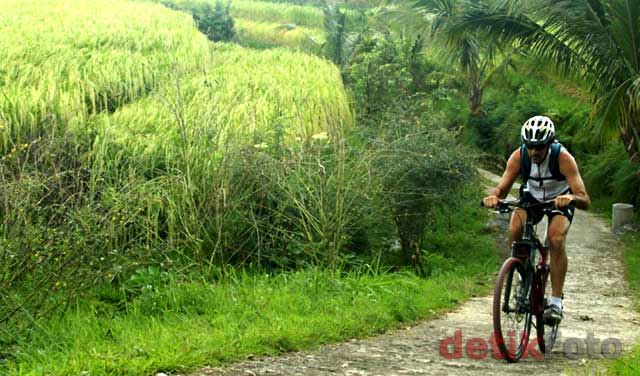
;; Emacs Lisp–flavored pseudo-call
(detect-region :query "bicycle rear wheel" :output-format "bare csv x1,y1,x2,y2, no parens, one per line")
493,257,532,362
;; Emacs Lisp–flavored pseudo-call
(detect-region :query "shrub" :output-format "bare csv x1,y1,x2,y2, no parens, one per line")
212,131,389,269
199,1,236,42
162,0,236,42
583,142,640,207
347,33,418,117
375,129,477,270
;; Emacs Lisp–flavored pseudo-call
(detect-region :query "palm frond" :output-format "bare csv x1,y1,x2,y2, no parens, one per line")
593,79,631,144
630,75,640,111
608,0,640,73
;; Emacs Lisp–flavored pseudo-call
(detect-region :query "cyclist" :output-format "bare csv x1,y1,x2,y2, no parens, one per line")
483,115,590,324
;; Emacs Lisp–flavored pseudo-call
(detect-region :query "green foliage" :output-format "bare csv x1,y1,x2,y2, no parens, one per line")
1,251,497,374
607,231,640,374
347,33,434,117
583,142,640,207
0,0,503,367
458,0,640,165
322,1,348,66
207,131,391,270
376,129,476,267
0,132,103,346
163,0,236,42
0,0,353,347
467,61,592,165
203,1,236,42
122,266,173,298
237,0,379,9
344,30,481,271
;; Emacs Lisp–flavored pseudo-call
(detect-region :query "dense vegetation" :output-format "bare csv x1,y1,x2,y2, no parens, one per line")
0,0,354,349
1,0,639,374
606,232,640,374
0,1,489,372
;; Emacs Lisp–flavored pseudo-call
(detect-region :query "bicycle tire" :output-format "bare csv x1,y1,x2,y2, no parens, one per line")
535,265,559,353
493,257,532,362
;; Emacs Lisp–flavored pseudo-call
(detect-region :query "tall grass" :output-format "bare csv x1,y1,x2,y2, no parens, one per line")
0,0,355,346
234,19,324,51
87,42,353,255
605,231,640,375
89,42,352,186
231,0,324,28
0,228,498,375
0,0,210,152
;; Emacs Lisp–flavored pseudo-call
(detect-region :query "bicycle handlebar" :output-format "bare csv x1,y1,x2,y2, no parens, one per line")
481,199,574,213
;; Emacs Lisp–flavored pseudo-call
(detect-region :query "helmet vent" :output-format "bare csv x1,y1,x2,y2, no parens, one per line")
521,115,555,145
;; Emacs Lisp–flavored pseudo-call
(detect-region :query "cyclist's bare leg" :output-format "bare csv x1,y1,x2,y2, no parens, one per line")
547,215,571,299
509,208,527,244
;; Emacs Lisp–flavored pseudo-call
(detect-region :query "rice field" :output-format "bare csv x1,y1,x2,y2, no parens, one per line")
0,0,353,256
234,18,324,51
228,1,366,52
92,43,351,175
231,0,325,28
0,0,349,154
0,0,210,151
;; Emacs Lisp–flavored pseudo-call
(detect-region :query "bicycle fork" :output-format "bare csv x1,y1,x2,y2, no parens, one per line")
502,266,532,315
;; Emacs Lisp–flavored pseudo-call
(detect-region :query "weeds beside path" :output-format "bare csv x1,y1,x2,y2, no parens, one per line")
190,170,640,376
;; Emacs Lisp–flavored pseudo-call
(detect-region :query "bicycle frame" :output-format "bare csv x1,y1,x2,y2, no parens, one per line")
509,211,550,318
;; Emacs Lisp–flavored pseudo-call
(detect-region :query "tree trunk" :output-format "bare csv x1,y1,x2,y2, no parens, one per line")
468,67,484,117
621,107,640,165
469,83,484,116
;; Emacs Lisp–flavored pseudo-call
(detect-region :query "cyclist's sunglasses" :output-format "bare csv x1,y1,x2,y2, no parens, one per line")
526,143,548,151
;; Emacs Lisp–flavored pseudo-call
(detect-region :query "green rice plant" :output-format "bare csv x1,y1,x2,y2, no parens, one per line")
92,43,349,168
170,0,332,29
87,43,352,254
0,0,210,152
0,0,355,346
236,0,382,9
234,18,324,51
231,0,325,28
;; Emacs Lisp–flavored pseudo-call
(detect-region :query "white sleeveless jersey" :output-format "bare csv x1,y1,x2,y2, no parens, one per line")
524,146,571,201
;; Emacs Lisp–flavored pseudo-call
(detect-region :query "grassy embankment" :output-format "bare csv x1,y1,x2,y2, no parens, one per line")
605,231,640,374
4,234,497,375
1,1,500,375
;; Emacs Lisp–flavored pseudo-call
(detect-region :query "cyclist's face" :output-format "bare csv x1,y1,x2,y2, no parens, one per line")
527,144,549,163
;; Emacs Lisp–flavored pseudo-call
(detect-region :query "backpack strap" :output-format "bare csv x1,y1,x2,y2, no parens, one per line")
520,144,531,184
548,143,566,181
520,142,566,185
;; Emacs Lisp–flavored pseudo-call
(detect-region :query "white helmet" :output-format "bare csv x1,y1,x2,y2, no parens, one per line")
521,115,555,146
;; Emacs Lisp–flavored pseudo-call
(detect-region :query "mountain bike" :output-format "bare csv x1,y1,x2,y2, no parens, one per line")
483,199,563,362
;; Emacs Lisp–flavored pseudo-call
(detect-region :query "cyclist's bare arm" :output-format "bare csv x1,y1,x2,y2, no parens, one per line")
556,151,590,210
483,149,521,208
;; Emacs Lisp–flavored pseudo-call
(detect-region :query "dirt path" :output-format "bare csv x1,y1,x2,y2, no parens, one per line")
183,170,640,376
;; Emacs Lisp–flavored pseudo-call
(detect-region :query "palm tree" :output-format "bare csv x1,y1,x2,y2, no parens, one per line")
322,0,348,67
454,0,640,164
396,0,513,116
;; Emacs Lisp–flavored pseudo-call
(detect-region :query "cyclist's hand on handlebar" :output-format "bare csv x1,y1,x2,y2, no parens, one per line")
554,194,574,209
483,195,500,208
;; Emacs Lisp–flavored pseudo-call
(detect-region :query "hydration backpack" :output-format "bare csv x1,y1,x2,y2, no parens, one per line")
520,142,566,185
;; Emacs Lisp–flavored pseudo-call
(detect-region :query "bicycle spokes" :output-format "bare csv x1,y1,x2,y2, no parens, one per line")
493,258,532,362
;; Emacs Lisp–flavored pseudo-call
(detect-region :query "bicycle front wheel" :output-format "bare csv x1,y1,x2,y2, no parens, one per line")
493,257,532,362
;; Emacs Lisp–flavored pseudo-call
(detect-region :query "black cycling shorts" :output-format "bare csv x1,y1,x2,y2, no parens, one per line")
521,191,575,224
